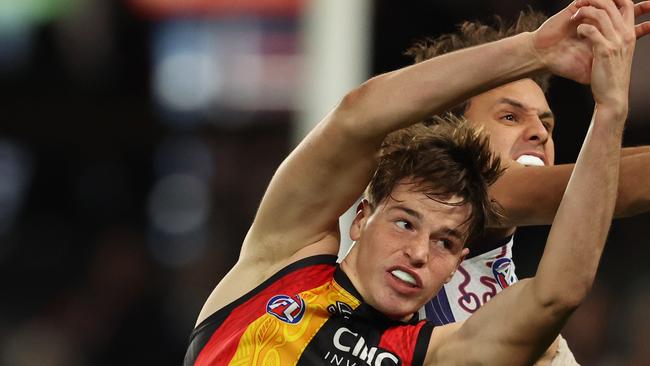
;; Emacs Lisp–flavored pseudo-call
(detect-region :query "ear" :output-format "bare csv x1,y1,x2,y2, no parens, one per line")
444,247,469,284
350,199,371,241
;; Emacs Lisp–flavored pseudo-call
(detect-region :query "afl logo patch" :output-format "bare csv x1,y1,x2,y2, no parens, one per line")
266,294,306,324
491,257,517,289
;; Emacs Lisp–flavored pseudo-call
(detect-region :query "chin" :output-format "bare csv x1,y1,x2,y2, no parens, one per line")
376,300,420,321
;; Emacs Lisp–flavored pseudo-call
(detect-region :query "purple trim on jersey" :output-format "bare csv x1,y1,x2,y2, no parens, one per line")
425,287,455,326
466,234,513,259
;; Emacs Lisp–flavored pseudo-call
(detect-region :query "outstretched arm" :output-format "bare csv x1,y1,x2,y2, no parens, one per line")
488,0,650,227
430,0,638,363
490,148,650,227
196,0,642,326
195,18,548,326
241,36,547,265
243,0,649,272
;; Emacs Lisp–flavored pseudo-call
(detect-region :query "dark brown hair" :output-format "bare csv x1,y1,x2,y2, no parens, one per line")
366,114,504,243
405,9,551,117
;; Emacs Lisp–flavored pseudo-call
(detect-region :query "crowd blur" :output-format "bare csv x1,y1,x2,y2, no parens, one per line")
0,1,648,365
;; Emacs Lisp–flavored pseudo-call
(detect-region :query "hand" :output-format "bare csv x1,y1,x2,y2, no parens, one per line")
571,0,638,109
531,0,650,85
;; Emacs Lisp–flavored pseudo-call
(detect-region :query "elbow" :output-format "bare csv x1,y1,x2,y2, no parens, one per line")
331,78,384,140
337,77,380,115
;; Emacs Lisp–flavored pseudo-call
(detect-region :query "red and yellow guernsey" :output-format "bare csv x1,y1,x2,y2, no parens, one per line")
184,255,434,366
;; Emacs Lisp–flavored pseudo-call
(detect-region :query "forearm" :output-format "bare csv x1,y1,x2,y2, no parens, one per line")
617,152,650,216
534,105,624,307
621,145,650,156
491,149,650,227
346,32,544,138
437,107,626,366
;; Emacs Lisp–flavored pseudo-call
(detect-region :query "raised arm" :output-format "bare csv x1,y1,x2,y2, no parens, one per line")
241,34,547,269
194,20,551,326
487,0,650,227
242,0,644,270
490,147,650,227
430,0,639,363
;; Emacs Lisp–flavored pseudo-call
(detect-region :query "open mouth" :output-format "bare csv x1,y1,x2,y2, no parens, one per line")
516,154,545,167
390,269,418,288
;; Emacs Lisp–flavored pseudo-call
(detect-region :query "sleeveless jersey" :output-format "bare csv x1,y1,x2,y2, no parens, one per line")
426,235,517,325
185,255,434,366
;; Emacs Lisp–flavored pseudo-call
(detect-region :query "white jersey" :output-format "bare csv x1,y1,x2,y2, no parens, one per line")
425,235,517,325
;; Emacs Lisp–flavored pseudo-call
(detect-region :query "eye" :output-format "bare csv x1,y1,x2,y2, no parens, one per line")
501,113,517,122
395,219,412,230
432,239,452,250
542,121,553,132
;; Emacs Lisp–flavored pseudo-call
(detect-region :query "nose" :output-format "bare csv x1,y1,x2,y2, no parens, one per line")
523,118,549,145
404,236,428,267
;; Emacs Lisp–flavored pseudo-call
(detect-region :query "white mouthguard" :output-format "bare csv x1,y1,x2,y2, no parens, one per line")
516,155,545,167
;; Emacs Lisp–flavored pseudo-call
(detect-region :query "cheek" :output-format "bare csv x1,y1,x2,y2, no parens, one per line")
426,253,459,278
546,139,556,165
477,122,515,155
487,132,516,161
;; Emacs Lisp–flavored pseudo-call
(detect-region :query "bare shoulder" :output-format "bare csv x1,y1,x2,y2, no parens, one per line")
194,232,340,327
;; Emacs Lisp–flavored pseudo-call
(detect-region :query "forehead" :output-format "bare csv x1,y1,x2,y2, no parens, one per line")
380,179,472,228
469,78,550,113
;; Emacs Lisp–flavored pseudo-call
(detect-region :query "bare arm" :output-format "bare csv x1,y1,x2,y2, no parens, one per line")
487,0,650,227
194,23,549,326
429,0,641,363
242,0,635,271
490,148,650,227
242,32,545,268
621,145,650,156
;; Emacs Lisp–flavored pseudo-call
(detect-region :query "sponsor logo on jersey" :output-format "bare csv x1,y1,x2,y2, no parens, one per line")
491,257,517,289
323,327,401,366
266,294,306,324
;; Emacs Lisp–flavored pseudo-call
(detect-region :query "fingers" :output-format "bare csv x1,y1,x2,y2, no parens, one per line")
572,6,618,40
633,2,650,39
575,0,627,27
634,1,650,18
637,21,650,39
611,0,636,24
577,23,608,47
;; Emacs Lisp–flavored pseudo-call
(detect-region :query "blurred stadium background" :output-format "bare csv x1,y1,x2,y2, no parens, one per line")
0,0,648,365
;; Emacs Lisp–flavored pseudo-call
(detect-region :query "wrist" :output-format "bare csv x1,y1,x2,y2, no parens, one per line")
521,31,547,72
595,102,629,122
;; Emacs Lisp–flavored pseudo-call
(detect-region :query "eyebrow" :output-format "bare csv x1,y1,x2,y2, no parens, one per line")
389,205,465,241
390,205,422,220
497,97,555,121
443,227,465,241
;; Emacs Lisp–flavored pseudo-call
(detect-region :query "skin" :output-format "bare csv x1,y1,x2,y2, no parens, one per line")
473,1,650,230
342,180,470,321
448,6,645,362
464,77,650,231
192,0,650,364
461,77,562,365
463,79,556,240
464,79,556,169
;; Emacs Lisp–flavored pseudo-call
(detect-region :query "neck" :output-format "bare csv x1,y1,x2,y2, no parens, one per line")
339,254,417,323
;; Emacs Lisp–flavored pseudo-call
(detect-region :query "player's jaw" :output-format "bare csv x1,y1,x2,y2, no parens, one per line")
512,150,548,167
386,265,422,295
380,266,433,321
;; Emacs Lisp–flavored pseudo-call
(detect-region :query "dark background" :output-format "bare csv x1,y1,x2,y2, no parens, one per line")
0,1,648,365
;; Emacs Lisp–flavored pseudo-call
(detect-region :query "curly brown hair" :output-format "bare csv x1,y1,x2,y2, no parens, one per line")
405,9,552,117
366,115,504,243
